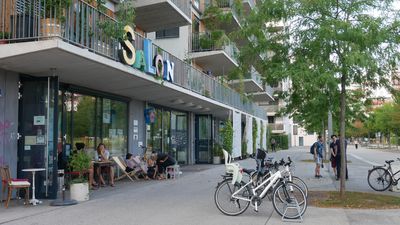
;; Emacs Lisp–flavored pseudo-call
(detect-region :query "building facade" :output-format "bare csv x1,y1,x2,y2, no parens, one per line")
0,0,268,199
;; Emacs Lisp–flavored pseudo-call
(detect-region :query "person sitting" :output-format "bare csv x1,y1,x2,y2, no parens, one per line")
95,143,115,187
68,143,98,190
146,156,161,180
125,153,149,180
152,152,177,179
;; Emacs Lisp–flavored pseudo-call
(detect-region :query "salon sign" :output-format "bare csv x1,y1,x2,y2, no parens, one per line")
119,25,174,82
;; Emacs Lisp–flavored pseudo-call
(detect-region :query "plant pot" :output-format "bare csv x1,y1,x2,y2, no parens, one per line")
41,18,61,37
213,156,221,164
0,40,7,44
70,182,89,202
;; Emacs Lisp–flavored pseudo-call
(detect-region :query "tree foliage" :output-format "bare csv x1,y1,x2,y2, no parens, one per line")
236,0,400,196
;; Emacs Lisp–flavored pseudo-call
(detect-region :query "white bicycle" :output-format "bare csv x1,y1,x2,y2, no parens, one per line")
214,158,307,219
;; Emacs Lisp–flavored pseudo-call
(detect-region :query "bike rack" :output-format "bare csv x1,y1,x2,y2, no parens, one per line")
281,197,303,223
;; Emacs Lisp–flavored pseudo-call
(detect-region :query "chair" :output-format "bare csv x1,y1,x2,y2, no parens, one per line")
0,166,30,208
165,164,181,179
112,156,138,182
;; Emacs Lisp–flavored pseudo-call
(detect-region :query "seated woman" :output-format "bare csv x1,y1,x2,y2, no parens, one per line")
95,143,115,187
146,156,161,180
152,152,176,179
125,153,149,180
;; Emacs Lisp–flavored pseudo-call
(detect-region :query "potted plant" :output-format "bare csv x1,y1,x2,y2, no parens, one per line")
69,150,91,202
213,143,223,164
0,32,9,44
41,0,71,37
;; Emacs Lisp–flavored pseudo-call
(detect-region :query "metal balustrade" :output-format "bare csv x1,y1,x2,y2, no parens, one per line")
0,0,266,119
190,32,238,63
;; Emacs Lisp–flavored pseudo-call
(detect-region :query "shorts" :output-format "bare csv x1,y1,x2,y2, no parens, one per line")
331,157,337,168
315,157,322,165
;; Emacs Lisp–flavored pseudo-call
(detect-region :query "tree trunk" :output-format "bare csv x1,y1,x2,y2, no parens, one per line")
339,74,346,198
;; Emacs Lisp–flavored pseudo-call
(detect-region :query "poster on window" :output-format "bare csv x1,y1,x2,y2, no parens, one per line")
144,108,156,124
103,113,110,124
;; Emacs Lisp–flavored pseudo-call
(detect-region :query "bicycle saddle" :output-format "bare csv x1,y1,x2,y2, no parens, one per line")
385,160,395,164
242,168,255,174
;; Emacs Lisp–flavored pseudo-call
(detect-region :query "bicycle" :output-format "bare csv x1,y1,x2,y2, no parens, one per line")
367,158,400,191
214,158,307,219
250,157,308,199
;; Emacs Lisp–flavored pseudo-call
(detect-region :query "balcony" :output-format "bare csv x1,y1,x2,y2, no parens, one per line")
134,0,191,32
248,85,274,102
202,0,242,33
229,72,263,93
268,123,285,133
259,104,279,116
0,0,266,120
242,0,256,14
190,32,239,76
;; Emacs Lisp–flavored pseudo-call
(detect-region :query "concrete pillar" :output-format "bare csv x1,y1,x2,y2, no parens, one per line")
256,119,261,149
262,120,267,149
232,111,241,158
246,115,253,155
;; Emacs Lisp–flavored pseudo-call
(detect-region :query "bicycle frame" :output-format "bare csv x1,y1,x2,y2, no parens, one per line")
232,170,283,212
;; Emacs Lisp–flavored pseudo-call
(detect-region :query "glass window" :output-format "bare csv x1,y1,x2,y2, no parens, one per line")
102,99,128,157
171,111,188,164
72,94,96,154
156,27,179,39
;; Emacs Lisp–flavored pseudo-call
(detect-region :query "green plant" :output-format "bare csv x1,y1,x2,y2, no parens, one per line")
221,119,233,155
97,0,136,41
69,151,91,183
241,140,247,158
252,118,257,154
44,0,72,22
213,143,223,157
0,31,10,39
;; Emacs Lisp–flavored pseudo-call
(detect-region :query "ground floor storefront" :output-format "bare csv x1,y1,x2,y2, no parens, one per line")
0,70,268,199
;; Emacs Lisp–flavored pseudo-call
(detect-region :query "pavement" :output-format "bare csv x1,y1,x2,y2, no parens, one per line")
0,145,399,225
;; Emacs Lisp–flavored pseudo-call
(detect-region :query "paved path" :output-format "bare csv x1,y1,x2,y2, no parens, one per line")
0,146,399,225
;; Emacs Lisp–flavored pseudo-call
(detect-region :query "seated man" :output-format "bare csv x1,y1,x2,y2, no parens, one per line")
152,152,176,179
125,153,149,179
95,143,115,187
67,143,98,190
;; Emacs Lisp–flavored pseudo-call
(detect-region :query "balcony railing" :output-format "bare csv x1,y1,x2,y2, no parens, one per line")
0,0,266,119
203,0,242,24
244,72,263,88
268,123,284,131
190,32,238,63
264,105,279,113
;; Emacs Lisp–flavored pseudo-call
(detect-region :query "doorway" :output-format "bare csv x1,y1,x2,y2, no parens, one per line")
195,115,213,164
17,76,59,199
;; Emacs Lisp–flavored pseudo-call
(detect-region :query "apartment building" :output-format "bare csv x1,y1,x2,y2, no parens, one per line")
0,0,268,199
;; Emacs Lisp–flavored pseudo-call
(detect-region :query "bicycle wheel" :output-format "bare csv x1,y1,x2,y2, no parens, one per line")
272,182,307,219
214,178,251,216
291,176,308,198
367,167,392,191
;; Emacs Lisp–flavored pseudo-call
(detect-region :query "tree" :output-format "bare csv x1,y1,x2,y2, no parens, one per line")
236,0,400,197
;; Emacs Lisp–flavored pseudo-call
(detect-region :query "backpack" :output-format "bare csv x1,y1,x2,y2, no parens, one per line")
310,142,316,155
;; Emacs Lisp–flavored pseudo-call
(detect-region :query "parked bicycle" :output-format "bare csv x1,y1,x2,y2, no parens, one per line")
214,150,307,219
367,158,400,191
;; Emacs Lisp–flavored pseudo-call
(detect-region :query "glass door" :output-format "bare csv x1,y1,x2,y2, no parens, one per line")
17,76,58,199
195,115,213,163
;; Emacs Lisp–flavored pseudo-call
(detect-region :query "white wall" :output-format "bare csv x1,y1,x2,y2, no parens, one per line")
256,119,261,149
147,26,190,61
232,111,242,158
262,120,267,149
292,126,318,147
246,116,253,155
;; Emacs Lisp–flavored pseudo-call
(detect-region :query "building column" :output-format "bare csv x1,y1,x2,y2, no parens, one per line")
262,120,267,149
232,111,241,158
246,115,253,155
256,119,261,149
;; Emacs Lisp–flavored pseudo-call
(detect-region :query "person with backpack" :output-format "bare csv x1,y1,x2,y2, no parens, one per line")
310,135,324,178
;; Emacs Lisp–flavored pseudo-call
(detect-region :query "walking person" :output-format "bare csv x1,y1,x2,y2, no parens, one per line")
330,135,337,177
313,136,324,178
271,138,276,152
354,139,359,149
335,136,348,180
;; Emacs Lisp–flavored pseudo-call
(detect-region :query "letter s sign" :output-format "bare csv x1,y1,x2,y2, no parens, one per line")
118,25,136,66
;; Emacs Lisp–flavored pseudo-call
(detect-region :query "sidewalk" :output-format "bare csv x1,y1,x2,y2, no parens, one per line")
0,148,399,225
